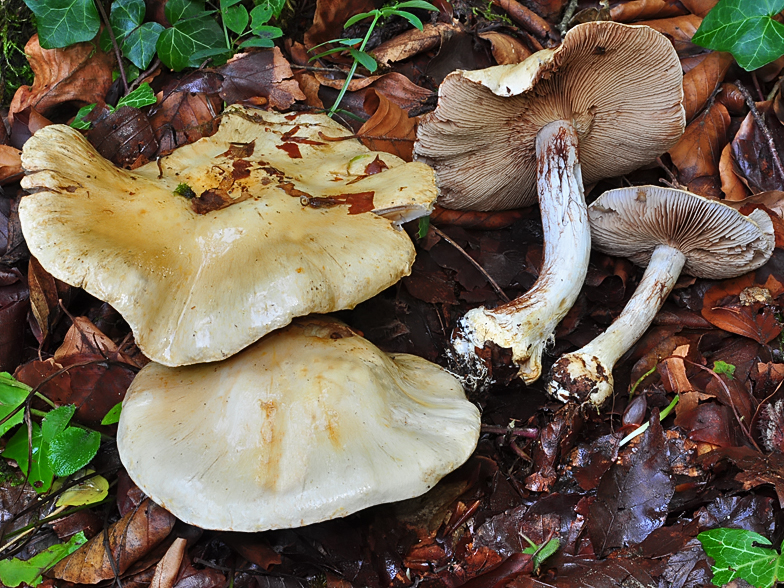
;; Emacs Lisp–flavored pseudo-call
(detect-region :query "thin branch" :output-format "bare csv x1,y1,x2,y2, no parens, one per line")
429,224,511,303
736,81,784,182
94,0,129,95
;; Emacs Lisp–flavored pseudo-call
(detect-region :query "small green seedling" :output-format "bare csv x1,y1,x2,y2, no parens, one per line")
619,394,679,447
693,0,784,71
71,82,157,130
0,531,86,587
101,401,123,425
309,0,438,116
520,534,560,573
713,360,736,379
698,528,784,588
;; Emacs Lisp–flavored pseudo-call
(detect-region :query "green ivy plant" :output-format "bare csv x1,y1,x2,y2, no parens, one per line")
0,373,101,494
698,528,784,588
71,81,157,129
309,0,438,116
23,0,285,74
693,0,784,71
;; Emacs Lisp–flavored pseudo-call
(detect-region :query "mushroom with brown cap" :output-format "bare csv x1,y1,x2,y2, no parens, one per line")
546,186,775,407
116,316,482,531
19,106,437,367
415,21,685,383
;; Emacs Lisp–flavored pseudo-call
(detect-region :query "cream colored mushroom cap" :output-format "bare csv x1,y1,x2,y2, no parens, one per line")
414,21,685,210
589,186,775,278
19,106,437,366
116,317,481,531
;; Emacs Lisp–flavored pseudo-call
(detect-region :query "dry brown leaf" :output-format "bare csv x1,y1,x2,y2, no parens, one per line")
293,71,324,108
27,256,62,344
669,101,730,196
0,145,22,185
85,106,159,169
720,142,750,200
8,34,114,126
9,106,52,150
50,499,176,583
526,0,568,19
371,23,451,67
216,48,305,109
317,73,432,114
490,0,554,38
731,101,784,193
716,82,746,115
682,51,734,122
637,14,702,56
315,71,382,92
304,0,376,50
658,344,694,394
357,90,416,160
150,537,187,588
701,275,782,343
725,190,784,219
679,0,719,16
478,31,532,64
610,0,688,22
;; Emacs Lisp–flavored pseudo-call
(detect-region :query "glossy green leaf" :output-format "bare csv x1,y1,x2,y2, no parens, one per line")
122,21,165,69
0,373,29,437
41,405,75,443
48,427,101,477
0,532,87,587
157,14,224,70
713,360,736,378
56,471,109,506
309,45,351,60
220,0,244,8
349,48,377,72
256,0,285,19
190,46,233,64
223,4,249,34
3,422,54,493
116,82,157,109
101,402,123,425
240,34,275,48
344,11,375,28
523,538,560,571
692,0,784,70
390,9,423,30
24,0,101,49
250,4,273,26
391,0,439,10
249,24,283,41
70,103,97,129
698,528,784,588
110,0,145,39
164,0,205,24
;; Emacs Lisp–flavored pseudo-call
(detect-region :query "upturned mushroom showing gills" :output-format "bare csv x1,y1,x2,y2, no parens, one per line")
415,21,685,383
19,106,437,367
117,317,481,532
547,186,775,407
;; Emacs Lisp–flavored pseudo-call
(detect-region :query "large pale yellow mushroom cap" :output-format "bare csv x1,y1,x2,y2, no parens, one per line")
117,317,481,531
19,106,437,366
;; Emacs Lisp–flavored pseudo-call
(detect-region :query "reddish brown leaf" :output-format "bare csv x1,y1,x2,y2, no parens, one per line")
479,31,533,65
149,82,222,156
720,142,750,200
489,0,553,38
51,510,103,541
637,14,702,57
50,499,176,583
681,51,734,122
8,34,115,126
609,0,688,22
679,0,719,16
304,0,376,50
277,142,302,158
357,90,416,161
702,276,782,343
371,23,451,67
430,206,529,229
10,105,53,150
85,106,159,169
27,256,63,344
216,48,305,109
0,268,29,372
150,537,187,588
731,101,784,193
0,145,22,185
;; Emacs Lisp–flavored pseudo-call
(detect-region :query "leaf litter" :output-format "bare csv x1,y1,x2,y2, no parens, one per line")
2,0,784,586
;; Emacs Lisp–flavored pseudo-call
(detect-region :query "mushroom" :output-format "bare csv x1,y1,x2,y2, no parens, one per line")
415,21,685,383
19,106,437,367
547,186,775,407
116,316,481,531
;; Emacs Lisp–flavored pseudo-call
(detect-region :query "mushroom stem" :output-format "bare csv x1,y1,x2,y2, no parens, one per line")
455,119,590,383
547,244,686,406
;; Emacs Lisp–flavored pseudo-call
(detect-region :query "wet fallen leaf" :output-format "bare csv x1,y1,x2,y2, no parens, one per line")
304,0,376,50
150,537,187,588
731,101,784,193
8,34,114,126
0,267,29,373
679,0,719,17
216,48,305,109
702,276,782,343
587,415,674,556
371,23,450,67
479,31,532,64
85,106,159,169
27,256,64,344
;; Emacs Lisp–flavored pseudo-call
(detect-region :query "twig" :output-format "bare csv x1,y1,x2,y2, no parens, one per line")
656,156,684,190
490,0,555,40
752,72,765,102
557,0,579,34
481,424,539,438
128,57,161,93
429,224,511,303
736,81,784,182
291,64,366,77
94,0,129,95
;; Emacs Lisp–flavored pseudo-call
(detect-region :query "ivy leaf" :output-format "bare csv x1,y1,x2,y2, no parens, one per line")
692,0,784,71
190,46,233,65
110,0,145,39
250,4,273,26
101,402,123,425
3,422,54,493
116,82,157,109
122,21,165,69
41,404,75,443
256,0,285,19
71,103,97,129
164,0,205,24
24,0,101,49
698,528,784,588
244,25,283,48
0,532,87,587
48,427,101,477
157,14,225,71
349,49,378,73
223,4,249,34
0,372,29,437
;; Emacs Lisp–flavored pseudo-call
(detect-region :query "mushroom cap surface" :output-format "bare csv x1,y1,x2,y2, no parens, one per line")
19,106,437,366
589,186,775,278
414,21,685,210
116,317,481,531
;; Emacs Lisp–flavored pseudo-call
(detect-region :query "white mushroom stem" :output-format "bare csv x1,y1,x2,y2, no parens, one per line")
454,119,590,384
547,244,686,406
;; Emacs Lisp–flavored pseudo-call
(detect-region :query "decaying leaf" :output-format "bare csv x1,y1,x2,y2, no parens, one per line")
609,0,688,22
0,146,23,185
731,101,784,193
357,90,417,160
681,51,734,122
216,48,305,109
49,499,176,583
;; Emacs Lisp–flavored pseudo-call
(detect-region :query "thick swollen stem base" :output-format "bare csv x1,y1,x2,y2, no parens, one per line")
453,119,591,384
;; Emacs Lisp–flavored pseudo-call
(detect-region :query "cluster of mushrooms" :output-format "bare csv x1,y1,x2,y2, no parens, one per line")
16,20,776,531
